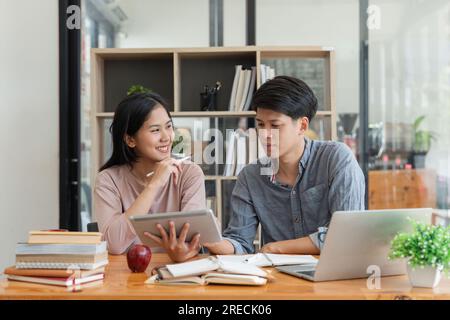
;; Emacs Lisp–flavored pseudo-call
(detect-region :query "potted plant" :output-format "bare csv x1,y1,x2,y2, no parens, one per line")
127,84,152,96
389,219,450,288
410,115,436,168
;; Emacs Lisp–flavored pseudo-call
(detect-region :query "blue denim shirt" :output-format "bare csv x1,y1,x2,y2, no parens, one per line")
223,137,365,254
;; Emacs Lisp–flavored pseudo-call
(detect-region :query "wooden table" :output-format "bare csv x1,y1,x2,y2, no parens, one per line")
1,254,450,300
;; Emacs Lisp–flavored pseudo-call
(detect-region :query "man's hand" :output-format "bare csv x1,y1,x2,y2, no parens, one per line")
203,239,235,255
144,221,201,263
260,242,283,254
260,237,320,255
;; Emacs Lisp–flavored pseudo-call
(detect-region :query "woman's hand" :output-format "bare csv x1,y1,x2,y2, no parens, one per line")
144,221,201,263
147,158,182,188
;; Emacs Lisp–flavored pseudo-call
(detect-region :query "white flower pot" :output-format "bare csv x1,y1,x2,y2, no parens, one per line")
406,264,442,288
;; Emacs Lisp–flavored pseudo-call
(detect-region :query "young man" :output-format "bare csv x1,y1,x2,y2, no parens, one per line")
204,76,365,255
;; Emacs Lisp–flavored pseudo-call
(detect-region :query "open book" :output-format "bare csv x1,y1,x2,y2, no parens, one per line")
216,253,318,267
145,257,270,286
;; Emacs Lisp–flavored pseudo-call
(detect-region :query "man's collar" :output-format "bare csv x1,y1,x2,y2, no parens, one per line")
262,136,312,182
299,136,312,170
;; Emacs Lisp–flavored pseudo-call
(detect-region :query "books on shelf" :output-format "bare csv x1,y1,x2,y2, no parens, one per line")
234,129,247,175
28,231,103,244
243,66,256,111
228,65,242,111
260,64,275,85
247,128,258,164
228,65,256,112
206,196,216,214
223,128,262,177
146,257,270,286
223,130,237,176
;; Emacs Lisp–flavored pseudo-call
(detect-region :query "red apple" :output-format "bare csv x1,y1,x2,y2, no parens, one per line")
127,244,152,273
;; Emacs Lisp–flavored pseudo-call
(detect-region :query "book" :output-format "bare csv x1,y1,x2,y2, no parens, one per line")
216,253,318,267
165,257,268,278
242,66,256,111
247,128,258,164
268,66,275,80
234,129,247,175
223,130,237,176
15,261,109,270
4,266,105,278
15,241,107,255
16,252,108,265
146,270,267,286
28,231,103,244
257,134,267,160
237,69,252,111
145,257,270,286
6,273,104,287
234,68,246,111
228,65,242,111
260,64,267,84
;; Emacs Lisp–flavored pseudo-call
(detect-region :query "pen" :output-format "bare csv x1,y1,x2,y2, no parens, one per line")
146,156,191,177
244,255,259,264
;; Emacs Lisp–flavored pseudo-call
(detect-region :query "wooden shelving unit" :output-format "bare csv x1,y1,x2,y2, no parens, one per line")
91,46,336,249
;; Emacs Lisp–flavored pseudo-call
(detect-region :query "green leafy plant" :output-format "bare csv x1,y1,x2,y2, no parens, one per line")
413,115,437,153
389,219,450,274
127,85,152,96
172,130,184,153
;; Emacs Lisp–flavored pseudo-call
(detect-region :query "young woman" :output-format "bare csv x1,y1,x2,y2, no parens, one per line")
94,92,206,262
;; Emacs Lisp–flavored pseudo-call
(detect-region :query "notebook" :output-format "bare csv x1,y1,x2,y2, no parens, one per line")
15,241,107,255
15,260,108,270
146,270,267,286
146,257,271,286
28,231,102,244
16,251,108,268
216,253,318,267
4,266,105,278
6,273,104,287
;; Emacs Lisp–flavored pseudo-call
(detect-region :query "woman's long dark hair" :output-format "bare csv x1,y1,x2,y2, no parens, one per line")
99,92,172,172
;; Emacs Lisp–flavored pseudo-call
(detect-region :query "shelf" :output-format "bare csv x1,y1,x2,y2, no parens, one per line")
170,111,256,117
95,110,332,119
91,45,336,228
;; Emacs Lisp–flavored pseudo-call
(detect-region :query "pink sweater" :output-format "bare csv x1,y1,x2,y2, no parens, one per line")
93,162,206,254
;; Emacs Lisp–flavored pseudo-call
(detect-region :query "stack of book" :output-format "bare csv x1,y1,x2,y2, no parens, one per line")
260,63,276,85
4,231,108,288
223,128,267,176
228,65,256,111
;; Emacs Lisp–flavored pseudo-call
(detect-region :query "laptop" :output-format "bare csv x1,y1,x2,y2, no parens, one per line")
276,208,432,282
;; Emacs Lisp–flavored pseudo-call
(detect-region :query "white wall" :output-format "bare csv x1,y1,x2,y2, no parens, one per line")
116,0,209,48
223,0,246,46
256,0,360,115
0,0,59,270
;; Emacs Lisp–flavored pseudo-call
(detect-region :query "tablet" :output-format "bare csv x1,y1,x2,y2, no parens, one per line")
128,209,222,248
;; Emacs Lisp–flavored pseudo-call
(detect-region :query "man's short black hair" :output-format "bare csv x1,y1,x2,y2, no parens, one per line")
251,75,318,121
